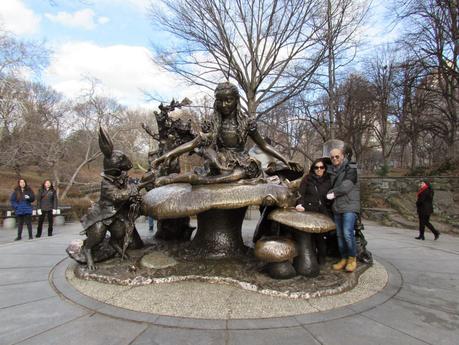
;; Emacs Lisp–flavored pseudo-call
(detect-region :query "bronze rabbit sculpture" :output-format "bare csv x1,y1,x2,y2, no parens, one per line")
80,127,143,270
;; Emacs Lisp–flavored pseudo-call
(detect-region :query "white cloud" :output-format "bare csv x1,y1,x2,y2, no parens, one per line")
45,9,105,30
97,16,110,25
44,41,203,107
0,0,40,35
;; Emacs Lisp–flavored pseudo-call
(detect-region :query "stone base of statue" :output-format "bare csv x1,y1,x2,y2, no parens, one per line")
72,241,371,299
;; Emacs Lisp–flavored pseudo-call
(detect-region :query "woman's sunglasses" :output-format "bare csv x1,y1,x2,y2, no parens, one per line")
314,166,325,170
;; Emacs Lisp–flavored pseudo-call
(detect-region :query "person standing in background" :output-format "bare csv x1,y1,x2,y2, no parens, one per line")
10,179,35,240
36,179,58,237
415,180,440,241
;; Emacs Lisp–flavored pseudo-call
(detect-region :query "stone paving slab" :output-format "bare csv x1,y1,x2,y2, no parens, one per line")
305,314,429,345
132,325,228,345
400,270,459,291
362,299,459,345
0,297,89,345
0,266,50,286
16,313,149,345
396,283,459,315
226,327,321,345
0,253,64,269
0,280,56,309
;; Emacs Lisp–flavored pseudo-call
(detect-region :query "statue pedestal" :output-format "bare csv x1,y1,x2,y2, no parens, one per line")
191,207,248,258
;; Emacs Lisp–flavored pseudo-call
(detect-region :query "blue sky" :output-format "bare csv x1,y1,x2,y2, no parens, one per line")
0,0,397,108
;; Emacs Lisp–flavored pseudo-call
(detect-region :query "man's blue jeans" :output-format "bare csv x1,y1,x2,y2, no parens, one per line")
148,216,154,231
334,212,357,258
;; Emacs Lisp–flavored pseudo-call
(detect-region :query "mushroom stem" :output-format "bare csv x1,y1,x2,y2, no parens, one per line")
293,230,320,277
266,261,296,279
191,207,248,258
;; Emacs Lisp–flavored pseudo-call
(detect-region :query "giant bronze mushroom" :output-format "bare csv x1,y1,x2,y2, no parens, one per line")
254,236,297,279
143,182,292,258
267,208,335,277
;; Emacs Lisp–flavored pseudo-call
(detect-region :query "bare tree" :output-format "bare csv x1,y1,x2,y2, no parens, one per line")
335,73,377,165
322,0,369,139
395,0,459,160
59,81,127,199
0,29,48,78
150,0,328,118
367,48,400,168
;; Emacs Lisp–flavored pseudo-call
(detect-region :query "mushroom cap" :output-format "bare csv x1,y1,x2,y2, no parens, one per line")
143,182,292,219
267,208,336,233
254,236,297,263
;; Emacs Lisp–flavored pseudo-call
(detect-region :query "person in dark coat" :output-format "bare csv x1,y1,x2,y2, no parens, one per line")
296,158,332,217
10,178,35,240
327,148,360,272
415,180,439,240
36,179,58,237
295,158,332,264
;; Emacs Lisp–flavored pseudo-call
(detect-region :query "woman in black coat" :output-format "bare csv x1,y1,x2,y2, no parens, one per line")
296,158,332,217
295,158,332,263
36,179,58,237
415,180,439,240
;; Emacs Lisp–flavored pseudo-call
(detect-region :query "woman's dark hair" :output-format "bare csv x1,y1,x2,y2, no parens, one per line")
309,158,328,175
15,178,28,200
41,179,54,190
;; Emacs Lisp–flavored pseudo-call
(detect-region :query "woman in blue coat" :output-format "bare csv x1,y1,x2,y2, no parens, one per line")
10,178,35,240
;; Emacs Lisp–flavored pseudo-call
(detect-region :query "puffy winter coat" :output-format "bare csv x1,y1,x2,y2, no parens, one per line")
328,160,360,214
297,173,332,217
10,187,35,216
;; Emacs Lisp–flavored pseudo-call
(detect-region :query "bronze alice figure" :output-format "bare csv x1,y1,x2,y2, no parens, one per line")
150,82,300,186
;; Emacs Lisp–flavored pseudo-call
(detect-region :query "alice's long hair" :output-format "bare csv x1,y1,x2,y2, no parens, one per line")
212,82,249,145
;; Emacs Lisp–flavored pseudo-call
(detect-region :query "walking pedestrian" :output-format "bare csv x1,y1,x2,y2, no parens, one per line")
415,180,440,241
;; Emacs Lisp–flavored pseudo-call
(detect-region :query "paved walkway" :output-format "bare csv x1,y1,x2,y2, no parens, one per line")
0,219,458,345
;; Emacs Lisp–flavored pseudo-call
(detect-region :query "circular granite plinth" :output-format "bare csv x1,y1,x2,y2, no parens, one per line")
50,256,399,329
62,254,387,320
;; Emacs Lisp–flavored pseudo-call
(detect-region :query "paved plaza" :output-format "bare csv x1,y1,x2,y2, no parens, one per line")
0,218,458,345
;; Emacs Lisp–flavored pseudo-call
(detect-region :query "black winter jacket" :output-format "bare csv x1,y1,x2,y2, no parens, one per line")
37,188,58,211
297,173,332,217
416,187,434,216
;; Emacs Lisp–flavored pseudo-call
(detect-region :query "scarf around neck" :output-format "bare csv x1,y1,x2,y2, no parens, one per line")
417,184,429,198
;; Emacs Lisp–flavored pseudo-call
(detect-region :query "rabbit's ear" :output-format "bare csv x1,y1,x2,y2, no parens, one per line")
99,127,113,158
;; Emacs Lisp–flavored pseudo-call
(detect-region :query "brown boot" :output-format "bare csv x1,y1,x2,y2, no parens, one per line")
332,258,347,271
345,256,357,272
